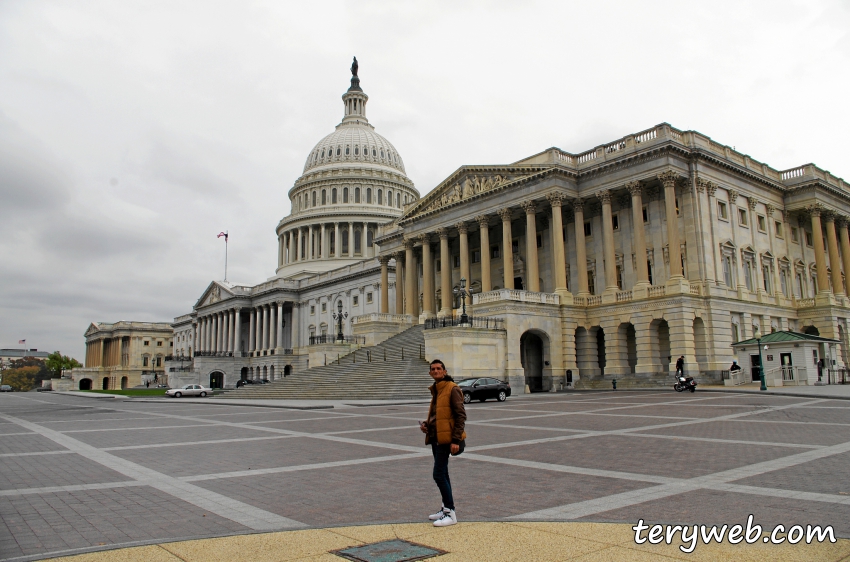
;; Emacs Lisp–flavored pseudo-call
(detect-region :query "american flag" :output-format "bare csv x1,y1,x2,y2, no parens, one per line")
217,232,228,241
18,339,25,344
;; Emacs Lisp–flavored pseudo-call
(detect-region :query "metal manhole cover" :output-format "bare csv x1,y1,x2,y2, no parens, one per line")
332,539,446,562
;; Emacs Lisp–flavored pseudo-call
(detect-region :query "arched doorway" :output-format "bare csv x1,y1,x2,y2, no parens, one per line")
240,367,248,381
656,320,671,372
520,331,545,392
120,376,128,390
596,328,606,377
102,377,109,390
622,323,637,374
269,365,275,381
284,365,292,377
804,325,820,336
693,318,708,372
79,378,92,390
209,371,224,389
262,366,268,380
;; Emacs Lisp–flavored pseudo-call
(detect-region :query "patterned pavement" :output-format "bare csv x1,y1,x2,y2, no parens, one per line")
2,390,850,561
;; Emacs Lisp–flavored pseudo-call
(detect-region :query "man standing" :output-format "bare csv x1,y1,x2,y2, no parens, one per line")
419,359,466,527
676,355,685,376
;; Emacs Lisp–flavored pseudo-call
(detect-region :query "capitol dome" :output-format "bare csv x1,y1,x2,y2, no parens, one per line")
274,59,419,279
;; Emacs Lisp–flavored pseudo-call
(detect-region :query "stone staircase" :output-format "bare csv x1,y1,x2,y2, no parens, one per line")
574,374,675,390
221,325,433,400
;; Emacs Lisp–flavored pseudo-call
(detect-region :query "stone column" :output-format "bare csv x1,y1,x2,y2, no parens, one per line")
598,190,618,297
296,228,302,261
547,194,569,297
392,252,403,315
379,256,390,313
476,215,492,292
420,235,434,318
766,205,782,297
234,308,242,355
361,223,368,257
205,317,211,352
659,171,684,283
499,208,514,290
522,201,540,292
320,224,327,259
226,309,233,354
457,222,470,288
405,238,417,316
277,302,284,349
348,222,355,257
840,218,850,297
627,181,650,295
810,206,830,294
292,303,300,349
268,303,276,351
264,305,271,350
334,222,341,258
249,309,256,353
307,225,314,260
256,306,263,352
826,214,843,297
216,313,222,353
438,229,452,316
573,200,590,296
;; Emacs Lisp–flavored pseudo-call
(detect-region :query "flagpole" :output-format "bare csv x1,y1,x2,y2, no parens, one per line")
224,230,228,282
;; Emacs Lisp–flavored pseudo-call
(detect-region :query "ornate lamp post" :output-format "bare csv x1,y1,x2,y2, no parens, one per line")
453,277,471,324
333,300,348,342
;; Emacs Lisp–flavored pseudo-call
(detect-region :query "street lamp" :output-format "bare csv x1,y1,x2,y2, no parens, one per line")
452,277,471,324
333,300,348,342
755,327,767,391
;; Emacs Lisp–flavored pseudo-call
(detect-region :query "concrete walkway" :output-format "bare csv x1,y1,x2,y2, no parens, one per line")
42,522,850,561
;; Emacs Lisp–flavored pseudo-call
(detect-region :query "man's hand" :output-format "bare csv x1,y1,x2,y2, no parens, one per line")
450,443,460,454
419,421,427,434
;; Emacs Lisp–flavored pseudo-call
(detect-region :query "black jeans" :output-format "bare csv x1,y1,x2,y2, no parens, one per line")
431,443,454,510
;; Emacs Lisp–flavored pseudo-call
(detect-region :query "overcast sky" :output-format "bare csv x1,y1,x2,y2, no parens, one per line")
1,1,848,360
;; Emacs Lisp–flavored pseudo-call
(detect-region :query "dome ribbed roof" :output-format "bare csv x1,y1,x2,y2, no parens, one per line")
302,123,406,175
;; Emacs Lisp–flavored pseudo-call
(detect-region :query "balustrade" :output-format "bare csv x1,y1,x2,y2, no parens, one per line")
648,286,667,298
473,289,560,306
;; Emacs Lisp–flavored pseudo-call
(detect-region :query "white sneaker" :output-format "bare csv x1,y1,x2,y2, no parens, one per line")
428,505,445,521
433,509,457,527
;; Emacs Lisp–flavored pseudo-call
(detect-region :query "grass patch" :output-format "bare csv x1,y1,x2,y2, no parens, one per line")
81,389,168,397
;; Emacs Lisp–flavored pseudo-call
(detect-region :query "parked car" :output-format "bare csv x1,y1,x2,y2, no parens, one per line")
165,384,211,398
456,377,511,403
259,379,270,384
0,385,12,392
236,379,255,388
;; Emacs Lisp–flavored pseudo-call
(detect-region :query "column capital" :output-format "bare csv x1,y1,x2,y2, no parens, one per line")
596,189,613,205
436,227,449,239
625,181,642,196
475,214,490,228
394,250,405,260
747,196,758,212
765,204,776,218
520,200,536,214
836,216,849,229
546,192,564,207
455,221,469,234
498,208,513,222
417,233,432,246
823,210,837,223
403,237,416,249
728,189,739,204
807,204,823,217
572,198,584,212
657,170,682,188
379,255,391,265
706,181,718,197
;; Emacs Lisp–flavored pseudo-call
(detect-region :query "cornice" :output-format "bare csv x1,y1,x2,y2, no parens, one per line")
277,210,401,231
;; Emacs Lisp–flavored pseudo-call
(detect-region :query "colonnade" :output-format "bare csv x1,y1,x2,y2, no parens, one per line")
377,174,681,315
810,208,850,298
278,221,377,266
196,303,286,356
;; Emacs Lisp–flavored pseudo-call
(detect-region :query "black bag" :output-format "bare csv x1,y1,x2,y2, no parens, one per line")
451,439,465,456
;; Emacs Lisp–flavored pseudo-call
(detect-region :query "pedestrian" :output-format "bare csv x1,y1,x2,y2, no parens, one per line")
419,358,466,527
729,360,741,372
146,380,150,388
676,355,685,376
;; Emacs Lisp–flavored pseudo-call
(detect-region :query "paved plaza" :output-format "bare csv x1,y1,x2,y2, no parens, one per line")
2,390,850,561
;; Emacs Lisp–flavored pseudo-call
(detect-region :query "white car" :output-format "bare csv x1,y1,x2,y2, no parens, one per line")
165,384,211,398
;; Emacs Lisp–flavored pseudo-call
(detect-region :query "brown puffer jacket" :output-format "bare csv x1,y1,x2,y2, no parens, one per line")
425,377,467,445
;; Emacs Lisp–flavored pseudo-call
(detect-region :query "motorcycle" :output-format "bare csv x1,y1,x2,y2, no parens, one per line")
673,375,697,393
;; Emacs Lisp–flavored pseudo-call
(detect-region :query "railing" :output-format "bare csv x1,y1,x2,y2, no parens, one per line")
796,298,816,308
165,355,193,361
283,349,294,355
671,130,683,141
781,166,806,180
351,313,415,325
721,370,731,380
423,316,505,330
168,366,193,372
689,285,701,296
577,150,598,164
556,151,574,165
308,335,366,345
616,290,632,302
826,368,849,385
606,141,626,154
648,286,667,298
780,366,798,382
572,296,585,306
586,295,602,306
635,128,657,143
473,289,560,305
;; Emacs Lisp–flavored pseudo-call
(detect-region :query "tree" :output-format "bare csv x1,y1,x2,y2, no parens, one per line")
45,352,82,378
2,366,40,391
8,357,51,386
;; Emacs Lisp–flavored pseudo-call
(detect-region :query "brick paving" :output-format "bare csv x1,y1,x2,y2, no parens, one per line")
1,390,850,561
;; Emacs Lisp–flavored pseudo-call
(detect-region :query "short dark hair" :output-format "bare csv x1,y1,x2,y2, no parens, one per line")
430,359,446,371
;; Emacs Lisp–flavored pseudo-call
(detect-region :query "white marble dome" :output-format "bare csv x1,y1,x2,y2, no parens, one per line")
303,124,406,175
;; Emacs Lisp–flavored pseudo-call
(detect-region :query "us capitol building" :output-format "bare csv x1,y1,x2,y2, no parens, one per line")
154,60,850,393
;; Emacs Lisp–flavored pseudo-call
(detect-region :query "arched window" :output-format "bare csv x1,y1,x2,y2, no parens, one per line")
354,146,359,156
386,189,392,206
342,230,349,254
312,191,317,206
336,146,341,156
367,229,373,248
355,187,361,203
354,230,362,254
366,188,372,204
321,148,325,158
377,189,383,205
321,189,326,205
397,193,401,208
345,146,350,156
329,231,335,255
343,187,349,203
332,188,337,204
372,147,376,157
380,149,384,158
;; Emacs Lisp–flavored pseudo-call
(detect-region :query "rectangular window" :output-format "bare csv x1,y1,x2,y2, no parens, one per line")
796,272,803,298
757,215,767,232
723,256,733,287
512,239,519,254
738,208,748,226
436,259,441,273
143,356,149,367
490,245,500,259
805,231,813,247
642,206,649,223
587,271,596,294
616,265,623,289
744,261,753,291
472,250,481,263
453,255,460,268
321,302,327,313
563,227,567,241
731,323,739,343
143,341,150,346
612,214,619,231
780,270,788,297
156,357,161,367
536,234,543,248
763,265,771,292
647,260,653,285
353,295,359,306
584,222,592,237
675,198,680,216
717,201,728,220
791,227,799,243
156,341,162,347
775,221,784,238
366,292,373,303
310,305,315,315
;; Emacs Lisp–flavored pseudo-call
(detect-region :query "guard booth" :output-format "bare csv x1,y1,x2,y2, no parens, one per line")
731,331,840,386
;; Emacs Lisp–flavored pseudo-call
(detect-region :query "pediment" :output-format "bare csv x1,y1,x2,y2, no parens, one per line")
84,323,101,337
195,281,234,308
402,166,547,220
